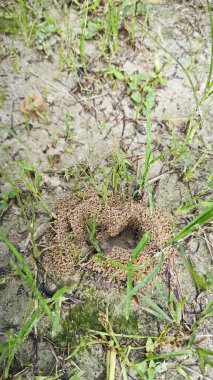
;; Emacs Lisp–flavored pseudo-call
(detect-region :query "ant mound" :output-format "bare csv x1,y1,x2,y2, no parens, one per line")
43,187,175,284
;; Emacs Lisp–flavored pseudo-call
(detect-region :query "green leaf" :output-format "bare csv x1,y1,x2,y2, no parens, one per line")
129,82,137,91
129,253,164,298
155,362,167,374
19,160,36,172
8,190,16,199
0,231,54,322
146,350,193,361
131,91,142,104
176,366,192,379
147,367,155,380
171,206,213,243
70,375,80,380
146,338,154,353
52,308,61,337
0,200,9,211
174,297,186,325
179,248,212,291
134,360,147,374
131,232,152,263
202,299,213,318
141,294,172,322
2,193,9,201
52,286,68,300
113,68,125,81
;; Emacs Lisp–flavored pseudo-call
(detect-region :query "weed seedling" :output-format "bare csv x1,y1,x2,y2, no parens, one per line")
84,212,102,254
0,190,16,213
64,113,74,141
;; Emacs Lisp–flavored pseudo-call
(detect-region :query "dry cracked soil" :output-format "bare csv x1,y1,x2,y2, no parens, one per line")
0,1,213,379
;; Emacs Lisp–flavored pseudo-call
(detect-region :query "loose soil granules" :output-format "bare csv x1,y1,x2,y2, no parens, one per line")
43,187,175,284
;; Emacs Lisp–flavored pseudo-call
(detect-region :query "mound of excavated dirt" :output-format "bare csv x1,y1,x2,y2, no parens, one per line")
43,187,175,284
20,92,48,119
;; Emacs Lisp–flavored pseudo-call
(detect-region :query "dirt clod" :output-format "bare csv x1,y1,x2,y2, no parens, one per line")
20,92,48,119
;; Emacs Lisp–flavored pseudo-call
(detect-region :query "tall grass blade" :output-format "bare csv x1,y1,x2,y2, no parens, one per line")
1,307,43,378
125,268,133,320
0,230,54,321
128,253,164,299
138,23,199,107
131,232,152,263
140,294,172,322
202,0,213,101
170,206,213,243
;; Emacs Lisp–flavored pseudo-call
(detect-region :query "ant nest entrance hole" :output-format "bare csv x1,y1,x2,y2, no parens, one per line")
100,226,139,253
43,187,176,285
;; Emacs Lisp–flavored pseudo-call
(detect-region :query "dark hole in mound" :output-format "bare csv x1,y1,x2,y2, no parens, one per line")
100,226,139,253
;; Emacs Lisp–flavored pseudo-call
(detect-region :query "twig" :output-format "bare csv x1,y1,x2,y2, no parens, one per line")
202,229,213,262
181,364,213,380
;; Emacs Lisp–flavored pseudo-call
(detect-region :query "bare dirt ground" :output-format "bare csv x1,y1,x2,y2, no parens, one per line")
0,1,213,379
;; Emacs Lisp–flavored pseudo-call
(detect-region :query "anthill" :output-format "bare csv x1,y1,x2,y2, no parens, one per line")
43,187,175,285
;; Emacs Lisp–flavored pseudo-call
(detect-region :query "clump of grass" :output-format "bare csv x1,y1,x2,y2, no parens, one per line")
0,230,68,378
2,1,58,58
84,212,102,254
80,149,135,204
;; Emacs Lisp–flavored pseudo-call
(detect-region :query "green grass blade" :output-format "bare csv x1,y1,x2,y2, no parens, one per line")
3,307,43,378
141,295,172,322
201,299,213,318
125,268,133,320
179,245,212,290
132,256,156,271
104,257,128,270
0,231,54,321
145,350,193,361
138,24,199,107
202,0,213,99
131,232,152,263
129,253,164,298
170,206,213,244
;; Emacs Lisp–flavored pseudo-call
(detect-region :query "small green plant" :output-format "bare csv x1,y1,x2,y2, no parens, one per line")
0,230,68,378
170,205,213,244
109,148,134,198
64,113,74,140
175,184,213,216
71,311,193,380
85,20,102,40
60,166,76,181
102,0,119,54
84,213,102,254
178,244,213,291
34,11,58,59
4,1,58,58
124,232,152,320
7,0,41,46
0,190,16,212
139,289,186,326
127,65,166,114
106,62,166,115
138,93,154,189
18,160,51,214
79,1,88,74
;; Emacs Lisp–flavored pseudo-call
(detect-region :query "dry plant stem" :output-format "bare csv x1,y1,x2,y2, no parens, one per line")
29,70,100,115
138,24,199,109
202,229,213,262
181,364,213,380
107,348,116,380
